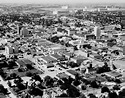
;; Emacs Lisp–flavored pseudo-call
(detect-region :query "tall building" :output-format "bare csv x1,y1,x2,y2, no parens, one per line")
94,26,101,39
17,25,20,34
61,6,68,9
4,46,14,58
17,24,22,35
20,27,29,37
123,46,125,55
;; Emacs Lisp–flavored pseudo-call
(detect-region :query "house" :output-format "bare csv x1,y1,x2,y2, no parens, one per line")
56,72,69,79
70,56,88,65
16,59,34,67
21,59,34,65
51,53,65,61
103,71,122,79
59,51,71,59
67,69,79,79
41,56,57,64
16,59,26,67
46,63,54,68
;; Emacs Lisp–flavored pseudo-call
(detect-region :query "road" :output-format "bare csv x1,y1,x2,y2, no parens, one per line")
24,50,104,80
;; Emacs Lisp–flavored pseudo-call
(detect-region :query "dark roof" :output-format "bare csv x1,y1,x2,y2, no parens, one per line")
62,52,71,57
22,59,34,65
16,60,25,66
42,56,57,63
46,63,54,68
67,70,79,76
56,72,69,79
72,56,88,60
104,71,122,77
8,47,14,54
51,53,63,60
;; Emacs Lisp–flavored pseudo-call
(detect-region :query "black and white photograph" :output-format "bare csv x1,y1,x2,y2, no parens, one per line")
0,0,125,98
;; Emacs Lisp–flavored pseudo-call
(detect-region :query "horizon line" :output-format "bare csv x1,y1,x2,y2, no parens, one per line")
0,2,125,5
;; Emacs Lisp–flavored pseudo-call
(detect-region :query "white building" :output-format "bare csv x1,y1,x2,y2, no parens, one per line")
53,10,58,15
4,46,14,58
20,27,29,37
61,6,68,9
94,26,101,39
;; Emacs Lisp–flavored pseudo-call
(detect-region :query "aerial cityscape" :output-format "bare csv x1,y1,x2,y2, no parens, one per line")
0,0,125,98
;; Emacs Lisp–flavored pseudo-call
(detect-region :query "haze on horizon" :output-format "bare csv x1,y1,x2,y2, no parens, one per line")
0,0,125,4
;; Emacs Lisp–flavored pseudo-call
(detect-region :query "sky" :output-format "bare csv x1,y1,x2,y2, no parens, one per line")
0,0,125,4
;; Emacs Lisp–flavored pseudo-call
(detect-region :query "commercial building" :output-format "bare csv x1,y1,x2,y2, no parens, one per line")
94,26,101,39
70,56,88,65
20,27,29,37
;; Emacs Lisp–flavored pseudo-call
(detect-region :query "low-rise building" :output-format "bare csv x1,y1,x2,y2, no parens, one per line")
70,56,88,65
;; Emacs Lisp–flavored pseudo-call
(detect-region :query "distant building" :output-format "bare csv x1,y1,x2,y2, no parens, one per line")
97,8,108,12
4,46,19,58
121,17,125,29
94,26,101,39
53,10,58,15
123,46,125,55
83,6,87,11
17,25,20,34
4,46,14,58
20,27,29,37
53,9,70,16
70,56,88,65
61,6,68,9
17,24,23,35
67,29,76,36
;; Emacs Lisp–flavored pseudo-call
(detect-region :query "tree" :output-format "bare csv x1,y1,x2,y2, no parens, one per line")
44,76,54,87
88,93,97,98
90,80,100,88
101,86,110,93
14,79,22,85
37,83,46,89
62,78,70,85
73,80,81,87
67,85,80,97
81,78,90,85
9,73,18,79
7,81,12,87
57,80,63,85
59,93,68,97
68,76,74,84
74,46,78,50
113,84,120,90
26,64,34,70
119,89,125,98
79,94,87,98
114,78,121,84
28,87,43,96
0,84,9,95
81,85,87,90
75,73,81,80
96,65,111,74
16,83,26,91
60,84,68,90
26,72,34,77
108,91,118,98
32,74,42,82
